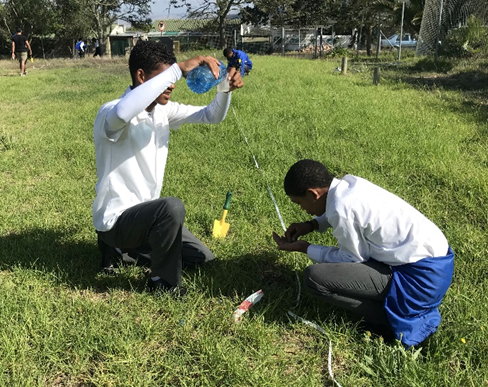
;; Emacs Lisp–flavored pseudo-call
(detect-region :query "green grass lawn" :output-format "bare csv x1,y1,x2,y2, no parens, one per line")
0,54,487,386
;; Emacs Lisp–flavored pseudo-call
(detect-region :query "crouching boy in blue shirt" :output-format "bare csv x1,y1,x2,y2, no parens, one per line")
223,48,253,77
272,159,454,347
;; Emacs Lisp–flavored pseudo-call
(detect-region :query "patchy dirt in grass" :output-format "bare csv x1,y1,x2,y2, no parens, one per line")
0,57,128,77
402,70,488,102
374,59,488,125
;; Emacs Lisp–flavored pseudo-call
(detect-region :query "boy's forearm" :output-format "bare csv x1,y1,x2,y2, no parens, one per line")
114,63,181,124
177,55,204,76
180,92,231,126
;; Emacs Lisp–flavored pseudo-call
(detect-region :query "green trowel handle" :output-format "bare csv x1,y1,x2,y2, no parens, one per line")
223,191,233,210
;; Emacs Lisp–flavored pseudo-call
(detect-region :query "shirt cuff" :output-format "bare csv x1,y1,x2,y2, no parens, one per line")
170,63,182,80
314,216,331,233
216,90,232,98
307,244,324,263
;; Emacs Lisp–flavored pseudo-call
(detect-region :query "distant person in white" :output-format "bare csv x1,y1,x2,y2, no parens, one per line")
93,40,244,296
273,159,454,347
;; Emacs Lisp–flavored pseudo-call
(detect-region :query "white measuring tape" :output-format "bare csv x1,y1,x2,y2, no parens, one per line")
287,311,343,387
234,115,287,233
231,107,343,387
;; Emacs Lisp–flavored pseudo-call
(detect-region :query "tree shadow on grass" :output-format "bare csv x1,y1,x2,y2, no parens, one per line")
0,227,379,341
401,69,488,102
0,227,101,285
371,57,488,126
390,64,488,126
193,251,300,304
0,228,319,308
188,251,377,338
0,227,301,295
0,73,25,77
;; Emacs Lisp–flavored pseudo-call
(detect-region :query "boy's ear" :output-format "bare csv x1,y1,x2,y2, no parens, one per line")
306,188,321,200
306,187,328,201
135,69,146,84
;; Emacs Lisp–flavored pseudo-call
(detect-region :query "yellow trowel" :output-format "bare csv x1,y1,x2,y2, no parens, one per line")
212,191,233,238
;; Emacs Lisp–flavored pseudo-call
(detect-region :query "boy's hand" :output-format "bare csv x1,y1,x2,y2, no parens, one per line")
284,221,314,242
272,232,310,253
225,67,244,91
178,55,221,78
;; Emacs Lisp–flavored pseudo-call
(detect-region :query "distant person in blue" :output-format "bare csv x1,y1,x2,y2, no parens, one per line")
223,48,252,76
76,38,85,58
273,159,454,347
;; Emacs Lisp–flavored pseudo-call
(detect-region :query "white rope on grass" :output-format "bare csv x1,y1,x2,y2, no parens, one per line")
233,107,287,232
287,311,343,387
231,107,343,387
328,340,343,387
267,186,287,233
231,107,299,306
287,310,327,333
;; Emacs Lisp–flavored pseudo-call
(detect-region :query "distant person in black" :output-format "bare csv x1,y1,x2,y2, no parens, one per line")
92,38,101,57
11,28,32,76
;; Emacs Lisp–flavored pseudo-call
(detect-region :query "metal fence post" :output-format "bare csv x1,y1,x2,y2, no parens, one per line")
398,1,405,61
356,14,364,59
331,25,335,50
314,27,318,58
319,26,323,57
375,13,381,59
435,0,444,61
282,27,285,56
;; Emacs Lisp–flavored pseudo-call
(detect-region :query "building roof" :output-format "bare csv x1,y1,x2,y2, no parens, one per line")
110,17,241,37
150,17,240,32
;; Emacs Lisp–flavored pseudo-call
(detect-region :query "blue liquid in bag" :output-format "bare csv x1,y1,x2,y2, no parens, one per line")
186,61,227,94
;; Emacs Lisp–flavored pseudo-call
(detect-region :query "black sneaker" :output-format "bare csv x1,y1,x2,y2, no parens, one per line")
97,233,122,273
148,278,187,298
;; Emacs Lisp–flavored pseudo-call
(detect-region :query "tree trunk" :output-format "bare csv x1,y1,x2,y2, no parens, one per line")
41,36,45,59
365,26,372,56
218,16,226,49
105,36,111,58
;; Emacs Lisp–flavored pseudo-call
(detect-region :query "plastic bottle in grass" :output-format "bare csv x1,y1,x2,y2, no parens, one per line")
186,61,228,94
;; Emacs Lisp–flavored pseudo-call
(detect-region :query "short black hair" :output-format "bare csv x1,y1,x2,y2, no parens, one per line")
16,27,22,33
284,159,334,196
223,48,232,58
129,40,177,84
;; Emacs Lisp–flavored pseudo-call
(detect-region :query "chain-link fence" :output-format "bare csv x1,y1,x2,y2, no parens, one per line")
143,24,353,59
418,0,488,56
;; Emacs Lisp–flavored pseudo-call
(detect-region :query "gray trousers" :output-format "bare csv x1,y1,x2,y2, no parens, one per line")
97,197,214,286
304,260,393,326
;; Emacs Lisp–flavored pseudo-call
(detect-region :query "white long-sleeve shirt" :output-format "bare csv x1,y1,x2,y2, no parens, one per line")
307,175,449,265
92,63,231,231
